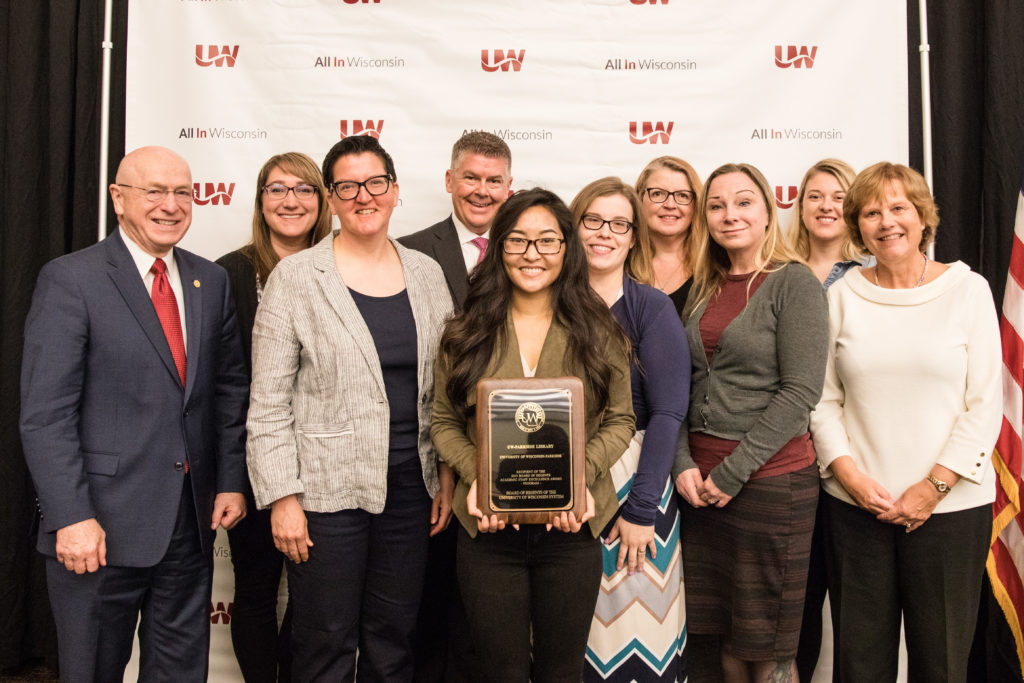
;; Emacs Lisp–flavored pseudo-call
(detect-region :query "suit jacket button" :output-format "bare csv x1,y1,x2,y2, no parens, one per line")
174,462,185,471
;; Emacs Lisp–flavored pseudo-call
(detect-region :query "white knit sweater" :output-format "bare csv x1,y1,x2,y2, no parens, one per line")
810,262,1002,513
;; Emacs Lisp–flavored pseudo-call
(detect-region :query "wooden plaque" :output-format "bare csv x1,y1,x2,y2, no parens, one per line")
475,377,586,525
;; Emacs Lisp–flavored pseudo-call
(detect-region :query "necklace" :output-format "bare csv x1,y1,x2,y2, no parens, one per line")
654,256,686,292
874,252,929,288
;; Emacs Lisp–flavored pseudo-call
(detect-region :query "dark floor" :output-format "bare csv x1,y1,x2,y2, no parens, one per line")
0,663,59,682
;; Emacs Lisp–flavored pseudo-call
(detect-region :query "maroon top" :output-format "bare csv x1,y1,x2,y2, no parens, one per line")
693,271,815,480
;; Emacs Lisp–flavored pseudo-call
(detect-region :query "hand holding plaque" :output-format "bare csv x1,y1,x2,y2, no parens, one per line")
475,377,586,526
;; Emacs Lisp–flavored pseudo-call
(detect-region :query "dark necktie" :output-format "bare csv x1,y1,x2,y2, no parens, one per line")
150,258,187,386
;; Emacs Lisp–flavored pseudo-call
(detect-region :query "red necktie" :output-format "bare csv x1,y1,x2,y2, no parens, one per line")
471,236,488,265
150,258,187,386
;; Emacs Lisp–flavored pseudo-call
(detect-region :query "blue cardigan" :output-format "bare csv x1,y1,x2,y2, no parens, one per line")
611,276,691,524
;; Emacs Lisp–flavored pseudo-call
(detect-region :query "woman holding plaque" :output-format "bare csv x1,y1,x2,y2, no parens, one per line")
216,151,332,682
635,156,703,316
673,163,828,682
247,135,454,681
431,187,635,683
810,163,1000,681
568,177,691,682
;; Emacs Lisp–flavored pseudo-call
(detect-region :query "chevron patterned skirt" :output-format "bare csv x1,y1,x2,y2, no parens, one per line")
584,432,687,682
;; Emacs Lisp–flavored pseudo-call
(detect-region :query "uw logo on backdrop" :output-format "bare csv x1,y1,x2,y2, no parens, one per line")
481,50,525,72
630,0,669,4
193,183,235,206
342,0,380,3
340,120,384,139
775,186,798,209
210,601,234,625
629,121,673,144
774,45,817,69
195,45,239,68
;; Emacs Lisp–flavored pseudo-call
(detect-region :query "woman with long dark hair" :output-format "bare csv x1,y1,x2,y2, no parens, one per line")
216,151,332,682
431,188,635,682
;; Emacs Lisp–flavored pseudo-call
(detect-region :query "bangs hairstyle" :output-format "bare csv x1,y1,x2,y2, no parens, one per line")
843,162,939,254
244,152,332,284
321,135,398,187
450,131,511,171
689,162,802,313
569,177,653,285
634,156,703,268
439,187,628,418
788,158,863,262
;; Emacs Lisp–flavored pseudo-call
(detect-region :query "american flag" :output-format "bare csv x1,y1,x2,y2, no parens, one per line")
988,174,1024,677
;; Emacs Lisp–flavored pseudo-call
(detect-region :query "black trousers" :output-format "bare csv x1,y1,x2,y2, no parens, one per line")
456,524,602,683
226,498,291,683
287,459,432,682
45,478,213,683
823,493,992,683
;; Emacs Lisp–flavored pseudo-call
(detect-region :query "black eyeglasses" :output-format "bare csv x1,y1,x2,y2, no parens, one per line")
329,175,392,200
262,183,318,200
502,237,565,255
644,187,695,206
580,214,633,234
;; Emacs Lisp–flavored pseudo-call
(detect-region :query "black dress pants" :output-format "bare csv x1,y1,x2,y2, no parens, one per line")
823,493,991,683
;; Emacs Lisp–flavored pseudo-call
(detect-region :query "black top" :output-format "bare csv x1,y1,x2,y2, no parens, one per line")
215,249,260,373
667,278,694,318
349,288,420,466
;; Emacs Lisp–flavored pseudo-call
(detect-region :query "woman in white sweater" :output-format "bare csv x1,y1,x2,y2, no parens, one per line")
810,162,1002,682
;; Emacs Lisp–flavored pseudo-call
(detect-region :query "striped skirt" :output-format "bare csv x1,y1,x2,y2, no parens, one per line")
585,432,686,682
681,463,818,661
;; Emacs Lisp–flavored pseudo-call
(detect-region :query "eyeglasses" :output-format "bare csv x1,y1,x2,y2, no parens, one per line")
329,175,392,200
502,237,565,255
644,187,695,206
262,183,318,200
580,214,633,234
118,184,193,205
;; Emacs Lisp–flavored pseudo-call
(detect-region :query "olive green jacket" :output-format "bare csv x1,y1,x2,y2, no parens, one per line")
431,315,635,538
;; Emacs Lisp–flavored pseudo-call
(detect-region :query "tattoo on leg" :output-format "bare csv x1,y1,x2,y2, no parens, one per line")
771,660,794,683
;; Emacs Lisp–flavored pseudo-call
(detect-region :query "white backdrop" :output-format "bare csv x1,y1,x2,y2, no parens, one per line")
124,1,908,679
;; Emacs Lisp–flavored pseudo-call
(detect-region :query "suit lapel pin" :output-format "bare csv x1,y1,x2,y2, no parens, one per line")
193,280,201,288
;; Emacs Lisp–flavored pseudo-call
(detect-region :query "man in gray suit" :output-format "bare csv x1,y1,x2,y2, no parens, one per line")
399,131,512,307
398,131,511,682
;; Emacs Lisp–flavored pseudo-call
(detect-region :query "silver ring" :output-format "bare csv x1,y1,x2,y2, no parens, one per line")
905,521,912,528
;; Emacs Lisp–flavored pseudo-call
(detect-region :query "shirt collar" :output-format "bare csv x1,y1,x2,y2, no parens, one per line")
120,227,178,282
451,213,489,246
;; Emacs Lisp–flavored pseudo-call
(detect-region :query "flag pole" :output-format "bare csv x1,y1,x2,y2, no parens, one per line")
99,0,114,241
918,0,934,259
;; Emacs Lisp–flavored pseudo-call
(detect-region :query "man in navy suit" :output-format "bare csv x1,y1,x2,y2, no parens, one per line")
398,132,511,682
20,146,249,682
399,131,512,307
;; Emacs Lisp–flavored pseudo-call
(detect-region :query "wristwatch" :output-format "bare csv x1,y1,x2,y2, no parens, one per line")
926,474,951,494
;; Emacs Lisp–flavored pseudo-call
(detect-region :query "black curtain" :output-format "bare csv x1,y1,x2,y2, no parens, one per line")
0,1,127,671
2,0,1024,677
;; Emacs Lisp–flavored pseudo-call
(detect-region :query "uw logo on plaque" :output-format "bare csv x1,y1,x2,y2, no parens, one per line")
774,45,818,69
481,49,525,72
775,185,798,209
195,45,239,68
340,119,384,139
193,182,235,206
515,402,546,433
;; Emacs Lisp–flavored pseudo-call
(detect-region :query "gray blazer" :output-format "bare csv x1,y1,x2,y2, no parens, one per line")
246,233,454,513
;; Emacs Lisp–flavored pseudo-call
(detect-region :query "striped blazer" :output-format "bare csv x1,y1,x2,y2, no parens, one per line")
247,233,453,513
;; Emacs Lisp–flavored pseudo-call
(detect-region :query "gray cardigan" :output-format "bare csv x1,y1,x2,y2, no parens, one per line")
246,233,454,512
672,263,828,497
